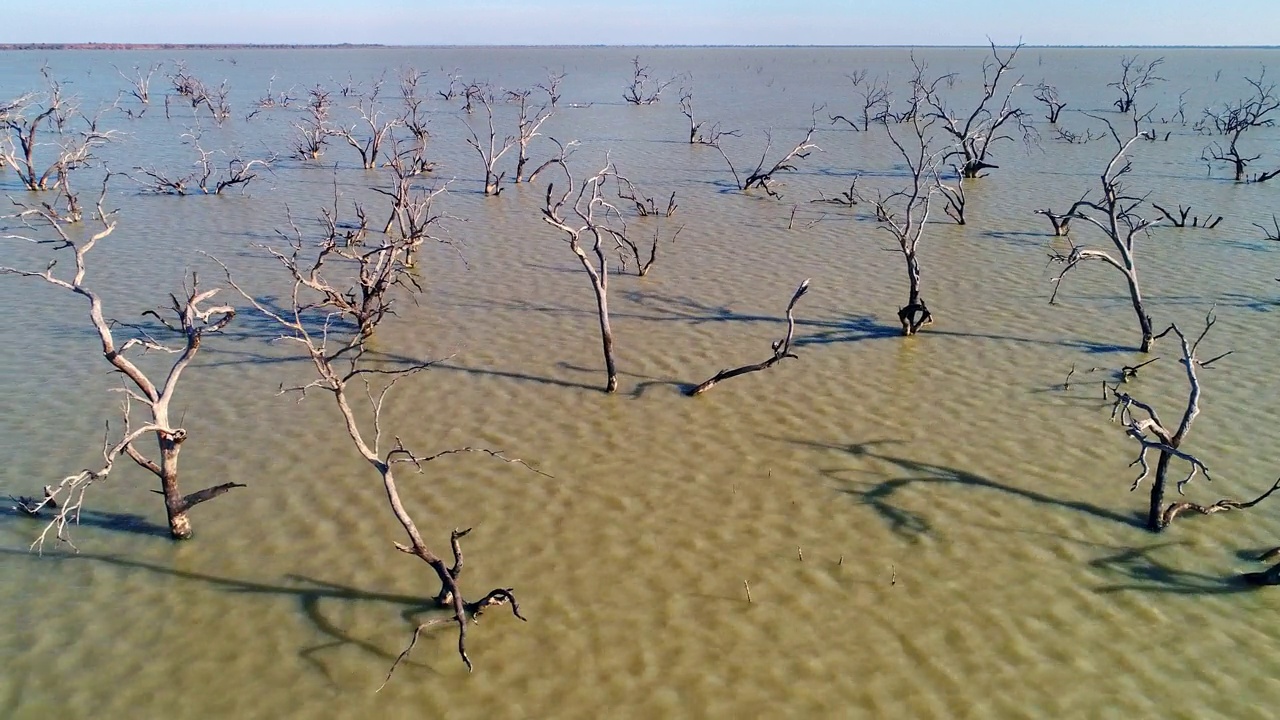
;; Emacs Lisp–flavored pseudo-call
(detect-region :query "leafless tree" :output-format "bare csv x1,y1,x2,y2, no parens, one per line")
1033,192,1090,236
831,71,893,131
937,164,967,225
916,41,1031,178
114,62,160,105
811,177,860,207
437,68,463,101
1151,203,1222,229
397,66,431,145
1199,69,1280,182
460,82,485,114
1,176,242,544
507,88,554,183
292,86,333,160
678,83,739,145
861,93,941,336
536,68,566,107
1053,125,1102,144
687,279,811,396
1,71,117,194
614,174,676,219
1253,214,1280,241
1110,55,1165,114
540,154,630,392
167,62,231,124
622,56,675,105
1033,82,1066,123
219,194,533,677
251,74,296,113
1048,116,1159,352
133,129,272,195
1106,312,1276,532
611,171,681,277
718,115,821,199
334,79,401,170
376,141,452,268
465,89,516,196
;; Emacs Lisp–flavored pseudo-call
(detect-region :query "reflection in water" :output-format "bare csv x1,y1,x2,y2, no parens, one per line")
2,46,1280,719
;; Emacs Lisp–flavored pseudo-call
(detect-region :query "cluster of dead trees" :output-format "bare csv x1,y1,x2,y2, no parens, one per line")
5,47,1280,689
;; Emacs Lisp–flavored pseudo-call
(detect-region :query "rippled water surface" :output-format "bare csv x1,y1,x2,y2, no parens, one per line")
2,46,1280,719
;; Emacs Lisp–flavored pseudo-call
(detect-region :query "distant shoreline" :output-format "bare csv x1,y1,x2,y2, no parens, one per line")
0,43,388,50
1,42,1276,51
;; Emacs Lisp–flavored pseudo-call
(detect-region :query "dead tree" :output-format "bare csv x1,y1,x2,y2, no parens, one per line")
437,69,463,101
540,156,629,392
292,86,333,160
1151,203,1223,229
1110,55,1165,114
249,75,296,117
812,177,860,207
1253,214,1280,241
376,141,452,268
679,83,738,145
114,62,160,105
1048,116,1159,352
133,130,272,195
1,72,116,193
917,42,1030,178
831,72,892,131
220,199,532,677
718,116,820,199
535,68,566,107
611,172,681,276
397,66,431,145
614,174,676,219
1108,313,1273,532
1034,191,1091,235
509,89,553,183
863,95,940,335
1,176,241,543
334,79,401,170
1033,82,1066,123
1053,126,1102,144
687,279,810,396
937,164,966,225
622,56,675,105
167,63,231,124
465,89,516,195
1199,69,1280,182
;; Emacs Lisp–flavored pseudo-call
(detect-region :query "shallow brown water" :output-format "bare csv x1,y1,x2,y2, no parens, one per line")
2,46,1280,719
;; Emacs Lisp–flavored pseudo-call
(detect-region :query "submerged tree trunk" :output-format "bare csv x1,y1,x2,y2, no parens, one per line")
1148,451,1172,532
158,431,192,539
1125,272,1154,352
591,274,618,394
898,253,933,335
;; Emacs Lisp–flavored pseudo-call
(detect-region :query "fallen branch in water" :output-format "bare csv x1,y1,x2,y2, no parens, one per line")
687,279,810,396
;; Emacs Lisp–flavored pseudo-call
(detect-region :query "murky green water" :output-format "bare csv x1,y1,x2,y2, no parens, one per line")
2,46,1279,719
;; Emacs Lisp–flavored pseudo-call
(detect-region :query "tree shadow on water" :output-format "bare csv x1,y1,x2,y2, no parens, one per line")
1,505,171,539
0,549,456,685
1088,542,1256,596
776,437,1146,541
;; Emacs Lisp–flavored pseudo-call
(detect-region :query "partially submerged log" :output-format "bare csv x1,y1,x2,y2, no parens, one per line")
687,279,810,396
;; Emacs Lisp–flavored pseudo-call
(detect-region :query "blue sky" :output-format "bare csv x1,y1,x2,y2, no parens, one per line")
8,0,1279,46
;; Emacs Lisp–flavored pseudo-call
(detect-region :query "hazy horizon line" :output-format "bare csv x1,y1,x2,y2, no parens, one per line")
2,42,1278,50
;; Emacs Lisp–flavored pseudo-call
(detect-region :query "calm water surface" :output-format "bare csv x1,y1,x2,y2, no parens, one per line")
1,46,1279,719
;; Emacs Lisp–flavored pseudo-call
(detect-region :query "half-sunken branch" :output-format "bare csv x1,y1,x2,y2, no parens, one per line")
687,279,811,396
